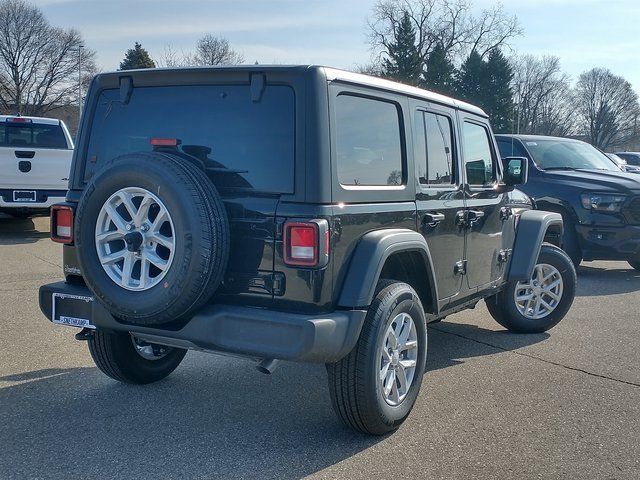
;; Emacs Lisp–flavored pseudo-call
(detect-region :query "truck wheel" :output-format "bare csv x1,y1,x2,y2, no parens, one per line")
326,280,427,435
75,152,229,326
628,261,640,271
486,244,576,333
88,330,186,384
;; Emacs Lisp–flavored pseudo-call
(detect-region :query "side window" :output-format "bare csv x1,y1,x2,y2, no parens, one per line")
424,112,454,184
336,94,404,186
414,111,455,186
463,122,496,187
497,139,526,159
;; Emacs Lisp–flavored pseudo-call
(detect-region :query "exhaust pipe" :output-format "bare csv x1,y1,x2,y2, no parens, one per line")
256,358,280,375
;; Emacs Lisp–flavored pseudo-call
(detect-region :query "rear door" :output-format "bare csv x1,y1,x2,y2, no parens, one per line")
412,102,465,301
0,119,73,190
460,116,508,290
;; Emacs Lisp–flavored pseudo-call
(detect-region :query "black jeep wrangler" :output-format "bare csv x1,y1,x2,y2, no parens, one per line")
39,66,576,435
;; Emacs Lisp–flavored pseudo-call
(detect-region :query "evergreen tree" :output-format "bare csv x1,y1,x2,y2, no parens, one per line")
120,42,156,70
484,49,515,132
422,43,455,96
455,50,487,107
381,11,422,86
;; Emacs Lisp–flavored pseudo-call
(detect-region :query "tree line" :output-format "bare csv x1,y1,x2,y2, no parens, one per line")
0,0,638,150
367,0,640,150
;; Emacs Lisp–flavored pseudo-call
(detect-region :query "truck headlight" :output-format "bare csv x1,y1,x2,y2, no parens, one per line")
580,193,626,213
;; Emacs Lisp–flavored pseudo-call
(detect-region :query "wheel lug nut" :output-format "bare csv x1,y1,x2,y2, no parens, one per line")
126,224,133,231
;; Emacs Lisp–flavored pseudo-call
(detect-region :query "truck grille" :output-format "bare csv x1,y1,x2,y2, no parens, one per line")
626,197,640,224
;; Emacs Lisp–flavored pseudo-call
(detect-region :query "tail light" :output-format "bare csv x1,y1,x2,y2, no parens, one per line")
283,220,330,267
51,204,74,244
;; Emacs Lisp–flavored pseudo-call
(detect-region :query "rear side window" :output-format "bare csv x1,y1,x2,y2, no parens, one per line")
415,111,454,185
0,123,68,149
335,94,403,186
85,85,295,193
463,122,495,187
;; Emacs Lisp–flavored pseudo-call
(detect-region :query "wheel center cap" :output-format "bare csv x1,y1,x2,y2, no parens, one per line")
124,231,144,252
391,350,400,366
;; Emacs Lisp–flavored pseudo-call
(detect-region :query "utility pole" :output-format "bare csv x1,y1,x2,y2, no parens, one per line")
78,44,84,126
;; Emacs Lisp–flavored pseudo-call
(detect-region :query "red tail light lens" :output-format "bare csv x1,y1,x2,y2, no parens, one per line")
283,220,330,267
51,205,74,244
284,222,318,266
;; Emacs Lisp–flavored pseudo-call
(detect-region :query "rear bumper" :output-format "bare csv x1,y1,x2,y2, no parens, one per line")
0,189,66,209
39,281,366,363
576,224,640,261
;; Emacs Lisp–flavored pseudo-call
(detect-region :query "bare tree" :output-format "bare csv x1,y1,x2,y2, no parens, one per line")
191,34,244,66
511,55,574,136
574,68,640,149
0,0,96,116
367,0,521,69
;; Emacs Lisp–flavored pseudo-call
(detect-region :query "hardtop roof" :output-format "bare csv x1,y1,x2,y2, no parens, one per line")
94,64,487,118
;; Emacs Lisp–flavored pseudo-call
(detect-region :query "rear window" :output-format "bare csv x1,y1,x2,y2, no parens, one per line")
0,122,68,149
84,85,295,193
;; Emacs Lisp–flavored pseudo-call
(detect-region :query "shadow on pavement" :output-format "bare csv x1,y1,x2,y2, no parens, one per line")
0,360,379,479
0,214,49,244
427,321,549,372
0,321,549,479
576,263,640,296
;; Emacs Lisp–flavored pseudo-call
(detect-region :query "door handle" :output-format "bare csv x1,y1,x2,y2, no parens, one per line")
467,210,485,224
423,212,445,226
15,150,35,159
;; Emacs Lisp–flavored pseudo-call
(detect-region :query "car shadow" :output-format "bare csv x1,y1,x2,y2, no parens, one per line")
427,321,549,372
0,213,50,245
0,322,548,479
0,360,379,479
0,214,50,244
575,263,640,296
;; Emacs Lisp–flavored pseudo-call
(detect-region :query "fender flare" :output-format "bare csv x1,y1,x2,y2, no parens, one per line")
337,229,439,310
508,210,563,282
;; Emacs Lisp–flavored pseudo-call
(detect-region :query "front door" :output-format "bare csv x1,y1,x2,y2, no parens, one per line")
413,105,465,302
460,117,508,290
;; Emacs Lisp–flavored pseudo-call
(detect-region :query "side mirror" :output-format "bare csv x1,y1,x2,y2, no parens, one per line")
501,156,529,187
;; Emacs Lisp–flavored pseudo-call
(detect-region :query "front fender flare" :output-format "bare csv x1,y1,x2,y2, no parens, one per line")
337,229,439,310
508,210,563,282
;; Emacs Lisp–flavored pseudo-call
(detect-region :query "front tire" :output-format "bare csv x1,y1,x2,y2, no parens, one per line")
486,244,576,333
327,281,427,435
88,329,186,384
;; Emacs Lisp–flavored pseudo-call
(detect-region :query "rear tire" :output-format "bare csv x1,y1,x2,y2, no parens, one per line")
88,329,186,384
327,280,427,435
486,244,576,333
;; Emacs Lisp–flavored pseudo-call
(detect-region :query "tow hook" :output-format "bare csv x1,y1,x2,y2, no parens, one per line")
74,328,95,341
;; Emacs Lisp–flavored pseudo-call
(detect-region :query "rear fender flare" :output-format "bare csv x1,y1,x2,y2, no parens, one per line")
337,229,439,310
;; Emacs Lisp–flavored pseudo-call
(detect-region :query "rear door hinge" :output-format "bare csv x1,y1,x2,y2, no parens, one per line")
454,259,467,276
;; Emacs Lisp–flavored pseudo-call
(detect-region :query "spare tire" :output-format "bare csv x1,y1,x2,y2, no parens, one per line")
75,152,229,326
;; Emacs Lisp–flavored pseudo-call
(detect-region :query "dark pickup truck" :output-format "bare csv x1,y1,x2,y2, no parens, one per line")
40,66,576,435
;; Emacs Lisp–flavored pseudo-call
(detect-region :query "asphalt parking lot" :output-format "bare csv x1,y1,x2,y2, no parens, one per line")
0,215,639,480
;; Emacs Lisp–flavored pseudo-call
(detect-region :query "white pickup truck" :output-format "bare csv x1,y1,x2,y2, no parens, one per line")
0,115,74,218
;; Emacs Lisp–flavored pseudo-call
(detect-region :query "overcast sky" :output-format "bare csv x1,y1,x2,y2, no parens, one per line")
33,0,640,91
